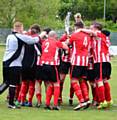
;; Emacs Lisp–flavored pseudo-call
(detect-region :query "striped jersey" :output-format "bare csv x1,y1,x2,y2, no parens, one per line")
39,38,64,65
69,31,91,66
59,33,71,62
92,31,110,63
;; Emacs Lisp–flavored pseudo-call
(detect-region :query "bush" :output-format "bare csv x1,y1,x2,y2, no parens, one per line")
84,19,117,32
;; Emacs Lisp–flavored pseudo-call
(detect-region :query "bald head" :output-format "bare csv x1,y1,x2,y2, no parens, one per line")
48,30,57,39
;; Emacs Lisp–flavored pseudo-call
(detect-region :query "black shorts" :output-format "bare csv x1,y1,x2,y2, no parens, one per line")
36,65,43,80
22,67,36,81
87,69,95,81
94,62,111,80
3,67,22,86
37,64,60,82
59,61,71,74
71,66,88,80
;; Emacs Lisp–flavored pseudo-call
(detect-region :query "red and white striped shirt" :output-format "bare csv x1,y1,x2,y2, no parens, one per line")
88,56,94,70
38,38,64,65
59,33,71,62
92,31,110,63
69,31,91,66
88,45,94,70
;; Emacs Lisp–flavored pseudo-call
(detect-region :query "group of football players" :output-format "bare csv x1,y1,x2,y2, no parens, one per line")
0,13,113,110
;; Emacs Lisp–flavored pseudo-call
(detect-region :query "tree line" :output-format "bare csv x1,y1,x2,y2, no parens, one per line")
58,0,117,22
0,0,116,29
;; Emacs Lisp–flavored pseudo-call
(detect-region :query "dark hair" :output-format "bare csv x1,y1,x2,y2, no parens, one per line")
43,28,52,34
74,21,84,28
102,30,110,36
30,24,41,34
93,22,103,31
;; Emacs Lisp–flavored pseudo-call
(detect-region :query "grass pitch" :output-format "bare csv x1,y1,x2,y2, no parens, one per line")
0,46,117,120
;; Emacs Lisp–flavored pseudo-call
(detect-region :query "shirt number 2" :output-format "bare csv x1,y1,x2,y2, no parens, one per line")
44,42,49,52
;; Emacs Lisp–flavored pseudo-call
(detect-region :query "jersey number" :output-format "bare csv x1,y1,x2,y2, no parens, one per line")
83,37,88,47
44,42,49,52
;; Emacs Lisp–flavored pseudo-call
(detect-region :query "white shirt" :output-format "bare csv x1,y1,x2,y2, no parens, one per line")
3,33,39,67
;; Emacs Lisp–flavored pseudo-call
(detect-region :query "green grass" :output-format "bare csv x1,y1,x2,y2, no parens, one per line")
0,46,117,120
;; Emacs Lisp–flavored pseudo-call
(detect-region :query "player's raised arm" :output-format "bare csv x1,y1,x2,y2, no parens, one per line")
46,30,69,51
61,42,69,50
39,31,47,39
80,22,104,37
16,34,40,44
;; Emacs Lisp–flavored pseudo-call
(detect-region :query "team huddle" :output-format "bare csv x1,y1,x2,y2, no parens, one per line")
0,13,113,111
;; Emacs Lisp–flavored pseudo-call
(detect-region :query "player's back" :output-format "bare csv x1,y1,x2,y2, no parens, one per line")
71,31,91,56
93,31,110,63
40,38,59,65
70,31,91,66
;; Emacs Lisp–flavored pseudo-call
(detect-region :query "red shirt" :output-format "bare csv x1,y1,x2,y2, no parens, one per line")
59,34,71,62
69,31,91,66
92,31,110,63
39,38,64,65
59,33,68,42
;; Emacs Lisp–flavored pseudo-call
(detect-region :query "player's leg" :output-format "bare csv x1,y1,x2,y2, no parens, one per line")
103,80,113,106
45,81,53,110
69,65,74,105
80,79,89,101
59,73,66,104
26,80,35,107
94,63,107,109
0,67,9,95
16,67,29,105
69,81,74,106
58,61,70,104
41,65,54,110
53,66,60,110
8,67,21,109
15,84,21,100
53,81,60,110
25,67,36,107
103,62,113,107
80,79,90,109
35,80,42,107
35,65,43,107
90,81,99,106
16,80,28,106
76,66,90,109
71,66,87,110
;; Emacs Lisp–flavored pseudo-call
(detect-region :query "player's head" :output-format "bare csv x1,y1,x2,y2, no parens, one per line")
101,29,110,36
48,30,58,40
43,28,52,35
30,24,41,34
74,13,82,22
90,24,94,30
74,21,84,30
74,13,81,19
13,21,23,33
92,22,103,31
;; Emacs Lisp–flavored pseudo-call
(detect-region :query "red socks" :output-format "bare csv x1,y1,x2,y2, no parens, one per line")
46,85,53,106
80,80,89,101
91,83,99,102
28,81,35,103
54,86,60,106
71,82,84,103
46,83,60,106
104,81,111,102
36,93,42,104
18,81,28,103
97,81,105,103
